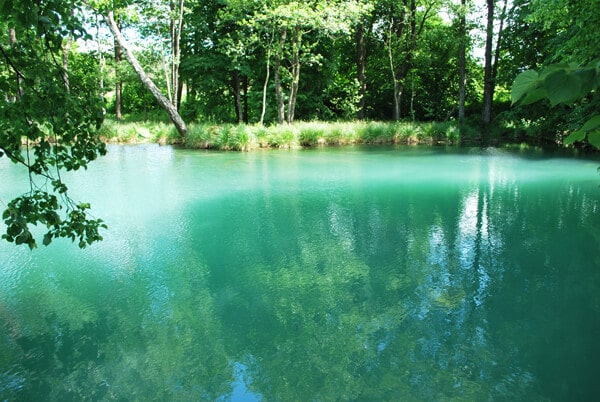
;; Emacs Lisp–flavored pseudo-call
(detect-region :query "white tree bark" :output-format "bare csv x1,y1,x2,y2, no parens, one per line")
105,11,187,137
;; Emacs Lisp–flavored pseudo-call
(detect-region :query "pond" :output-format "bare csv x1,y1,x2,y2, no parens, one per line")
1,145,599,401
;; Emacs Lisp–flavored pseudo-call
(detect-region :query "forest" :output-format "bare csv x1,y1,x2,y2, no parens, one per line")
0,0,599,248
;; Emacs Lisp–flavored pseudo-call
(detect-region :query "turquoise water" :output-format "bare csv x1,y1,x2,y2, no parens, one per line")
1,145,599,401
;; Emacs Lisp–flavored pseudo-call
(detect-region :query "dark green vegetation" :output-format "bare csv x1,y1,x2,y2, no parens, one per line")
1,146,599,400
0,0,598,248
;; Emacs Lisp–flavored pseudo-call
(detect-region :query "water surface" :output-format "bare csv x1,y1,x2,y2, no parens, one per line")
1,145,599,401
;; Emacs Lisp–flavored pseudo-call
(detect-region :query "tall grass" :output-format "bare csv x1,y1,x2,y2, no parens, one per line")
100,118,463,150
98,118,177,144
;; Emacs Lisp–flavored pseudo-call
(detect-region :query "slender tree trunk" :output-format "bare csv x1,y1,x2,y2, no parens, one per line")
274,64,284,124
458,0,467,123
274,28,287,125
105,11,187,136
162,54,173,103
242,75,249,124
8,27,16,46
113,14,123,121
287,29,301,124
492,0,508,86
170,0,184,110
356,23,367,120
387,24,401,121
95,13,104,98
176,80,183,111
232,69,243,124
388,0,428,121
410,75,415,120
260,39,272,125
482,0,495,128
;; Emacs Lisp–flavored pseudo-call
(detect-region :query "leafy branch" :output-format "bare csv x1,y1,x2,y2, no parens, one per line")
511,59,600,148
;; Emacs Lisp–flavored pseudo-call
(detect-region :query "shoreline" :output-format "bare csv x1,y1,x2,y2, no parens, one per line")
98,119,567,152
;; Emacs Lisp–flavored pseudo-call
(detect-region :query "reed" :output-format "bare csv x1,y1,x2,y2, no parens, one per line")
101,119,462,149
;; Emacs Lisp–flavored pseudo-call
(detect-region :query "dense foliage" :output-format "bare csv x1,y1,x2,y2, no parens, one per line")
1,0,107,248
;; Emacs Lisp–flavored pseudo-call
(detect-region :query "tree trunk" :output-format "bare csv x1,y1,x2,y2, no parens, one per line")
176,80,183,112
113,14,123,121
242,75,249,124
95,13,104,98
458,0,467,123
492,0,508,87
356,23,367,120
274,28,287,125
260,39,272,125
105,11,187,137
482,0,495,128
170,0,184,110
387,0,424,122
232,69,243,124
287,29,301,124
387,24,401,120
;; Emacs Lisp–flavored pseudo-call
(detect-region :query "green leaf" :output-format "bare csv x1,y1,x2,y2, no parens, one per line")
574,68,597,97
511,70,539,105
587,131,600,150
520,87,547,105
544,70,582,106
564,130,586,145
43,233,53,246
578,115,600,132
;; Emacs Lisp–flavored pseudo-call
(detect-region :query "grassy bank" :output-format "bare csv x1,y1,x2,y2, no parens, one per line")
98,119,463,150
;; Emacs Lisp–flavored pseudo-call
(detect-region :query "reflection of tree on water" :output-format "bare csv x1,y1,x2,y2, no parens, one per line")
0,232,232,401
194,162,556,400
2,149,600,400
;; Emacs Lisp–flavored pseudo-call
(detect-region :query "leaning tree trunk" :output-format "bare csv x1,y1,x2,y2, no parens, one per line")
105,11,187,137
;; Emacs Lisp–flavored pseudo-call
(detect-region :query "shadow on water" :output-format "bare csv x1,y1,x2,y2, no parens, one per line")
1,145,600,400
